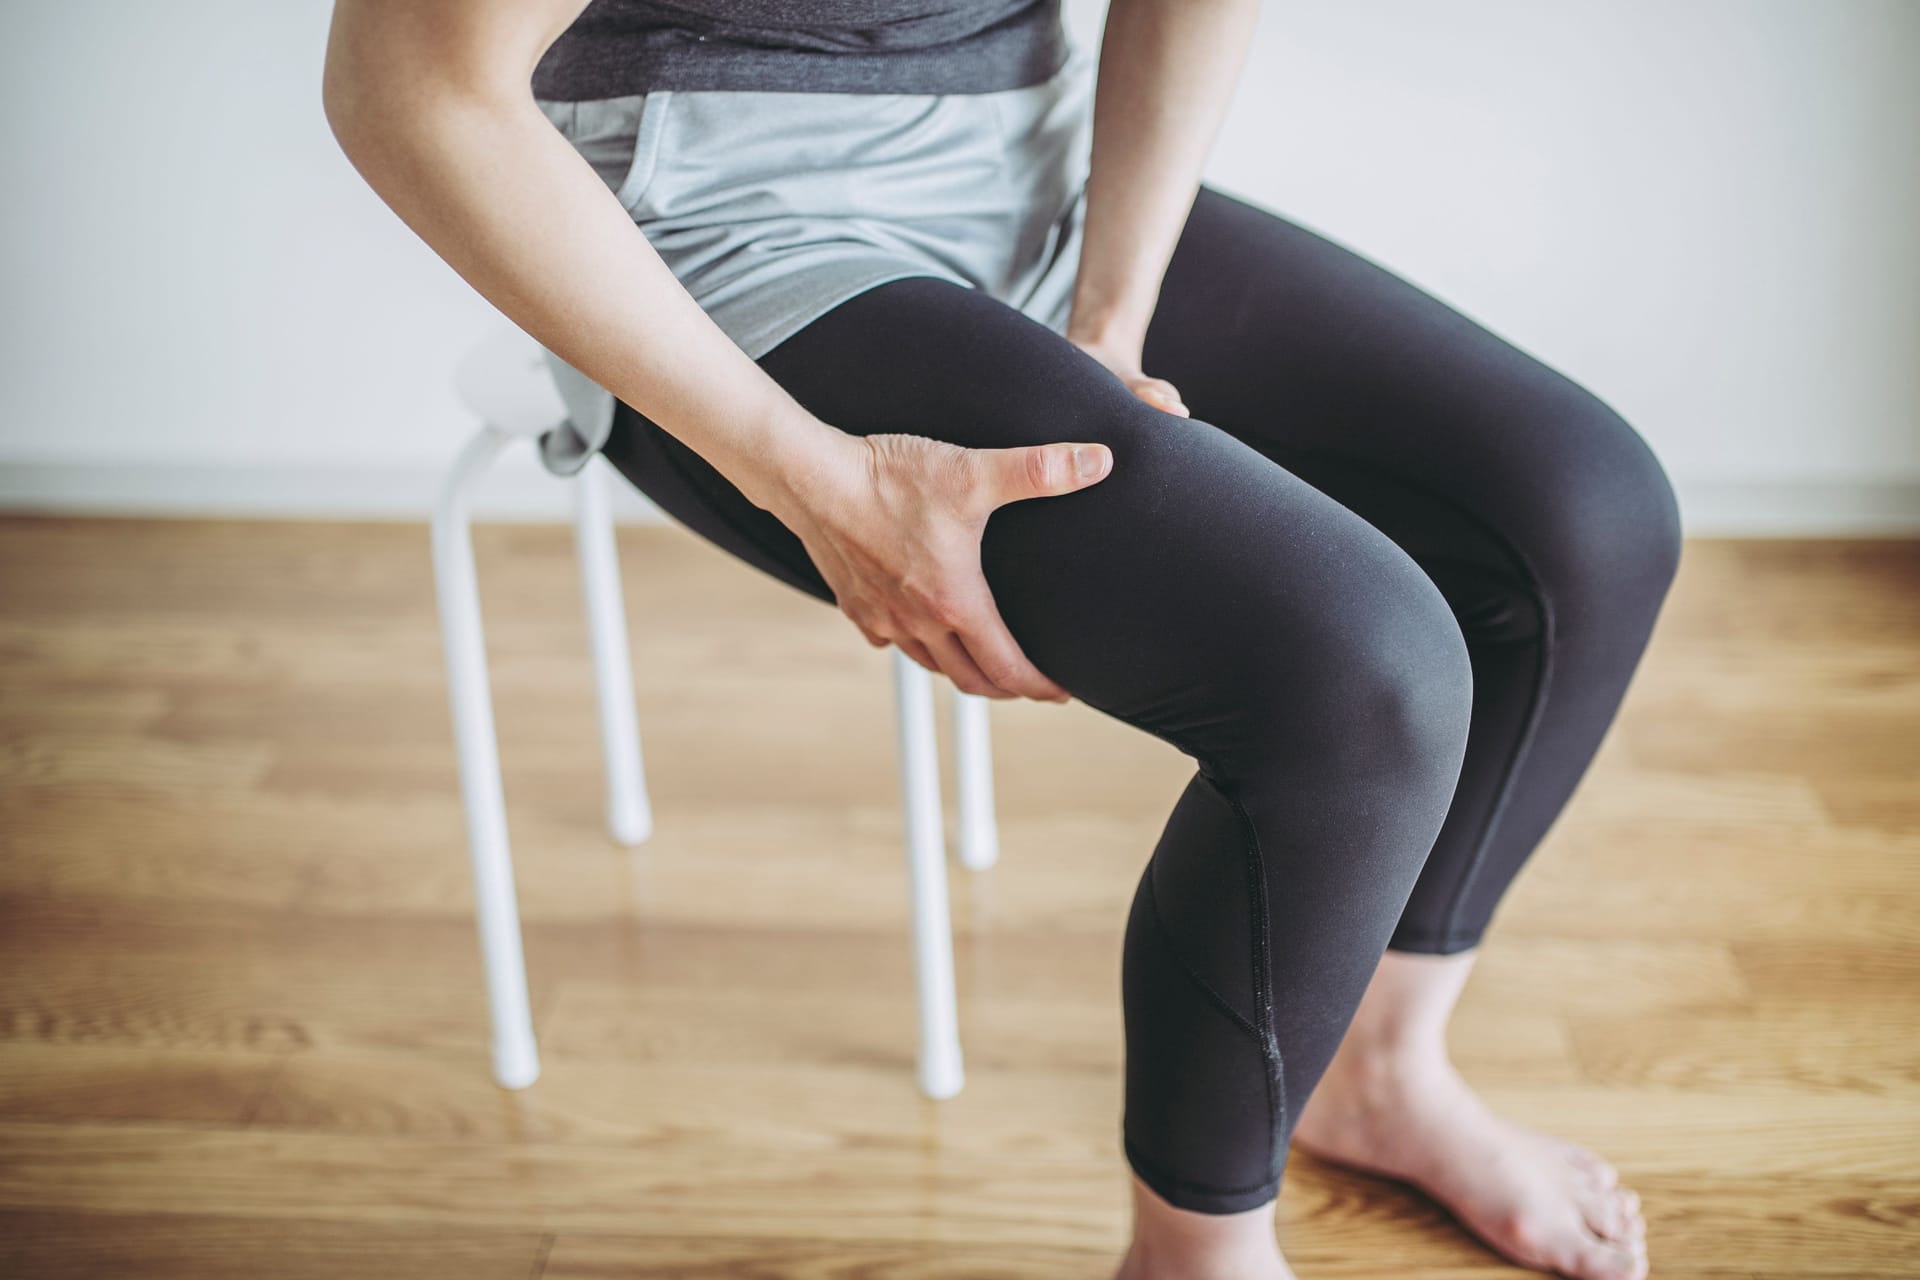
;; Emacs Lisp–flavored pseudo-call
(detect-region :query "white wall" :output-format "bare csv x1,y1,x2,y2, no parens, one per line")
1,0,1915,532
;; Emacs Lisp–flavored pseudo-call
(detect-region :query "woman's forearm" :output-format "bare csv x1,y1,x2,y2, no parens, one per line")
1066,0,1261,355
321,0,849,518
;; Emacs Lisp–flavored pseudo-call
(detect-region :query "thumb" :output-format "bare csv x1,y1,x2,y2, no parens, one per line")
984,441,1113,505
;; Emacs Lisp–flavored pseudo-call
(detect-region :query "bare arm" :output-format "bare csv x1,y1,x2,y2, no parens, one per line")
322,0,842,515
1065,0,1261,412
322,0,1111,701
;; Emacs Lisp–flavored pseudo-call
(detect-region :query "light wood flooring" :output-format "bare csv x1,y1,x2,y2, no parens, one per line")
1,517,1916,1277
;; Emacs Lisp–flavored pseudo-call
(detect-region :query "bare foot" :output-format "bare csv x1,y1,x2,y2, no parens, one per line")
1293,1050,1647,1280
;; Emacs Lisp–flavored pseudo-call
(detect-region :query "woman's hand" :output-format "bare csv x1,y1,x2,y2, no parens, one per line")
1067,331,1191,418
767,428,1115,702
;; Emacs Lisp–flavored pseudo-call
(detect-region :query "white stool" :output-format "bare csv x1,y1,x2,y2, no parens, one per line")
430,327,1000,1100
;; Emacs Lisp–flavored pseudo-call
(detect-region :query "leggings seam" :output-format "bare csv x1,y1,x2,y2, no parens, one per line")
1280,443,1557,947
1143,866,1262,1044
1208,769,1288,1186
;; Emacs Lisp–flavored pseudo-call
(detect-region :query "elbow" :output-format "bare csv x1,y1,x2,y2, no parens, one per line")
320,11,421,166
321,37,396,167
321,3,545,171
320,44,371,160
322,40,525,166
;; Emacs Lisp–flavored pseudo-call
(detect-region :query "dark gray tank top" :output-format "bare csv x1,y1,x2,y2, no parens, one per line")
532,0,1067,99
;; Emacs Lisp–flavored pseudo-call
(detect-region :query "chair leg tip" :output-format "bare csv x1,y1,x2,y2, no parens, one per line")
493,1041,542,1090
609,803,653,847
920,1056,965,1100
957,831,1000,871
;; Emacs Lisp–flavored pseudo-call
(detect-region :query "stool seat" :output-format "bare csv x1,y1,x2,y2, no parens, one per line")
454,328,568,437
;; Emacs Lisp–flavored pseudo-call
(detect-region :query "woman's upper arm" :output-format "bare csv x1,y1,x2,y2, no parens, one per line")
322,0,591,132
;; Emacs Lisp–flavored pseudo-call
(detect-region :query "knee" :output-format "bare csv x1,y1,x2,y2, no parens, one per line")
1529,392,1684,603
1257,555,1476,798
1337,569,1476,784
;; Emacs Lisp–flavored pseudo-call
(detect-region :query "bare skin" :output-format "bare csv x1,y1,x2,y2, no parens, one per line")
322,0,1114,707
1292,951,1650,1280
326,2,1646,1276
1075,3,1649,1274
1117,951,1650,1280
1115,1174,1295,1280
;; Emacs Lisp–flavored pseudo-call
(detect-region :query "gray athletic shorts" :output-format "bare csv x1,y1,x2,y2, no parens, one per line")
533,41,1096,476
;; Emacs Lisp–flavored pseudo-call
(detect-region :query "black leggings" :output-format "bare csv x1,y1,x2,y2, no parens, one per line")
600,183,1683,1214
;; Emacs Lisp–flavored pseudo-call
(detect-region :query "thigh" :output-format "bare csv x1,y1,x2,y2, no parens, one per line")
604,273,1463,771
602,398,838,606
1142,186,1685,952
1141,184,1679,597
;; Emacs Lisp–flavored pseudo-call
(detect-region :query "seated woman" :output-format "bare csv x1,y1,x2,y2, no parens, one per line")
322,3,1676,1276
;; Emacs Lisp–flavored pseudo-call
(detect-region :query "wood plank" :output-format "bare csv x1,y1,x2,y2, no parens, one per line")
1568,1008,1920,1095
0,521,1916,1278
0,1210,545,1280
0,1045,282,1126
250,1051,1121,1159
541,1233,1118,1279
0,1122,1128,1247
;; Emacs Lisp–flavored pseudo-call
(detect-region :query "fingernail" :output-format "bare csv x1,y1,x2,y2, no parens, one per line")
1073,445,1105,479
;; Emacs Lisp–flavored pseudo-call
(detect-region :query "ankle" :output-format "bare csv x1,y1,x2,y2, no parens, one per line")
1325,949,1476,1080
1119,1235,1288,1280
1319,1034,1457,1104
1123,1174,1284,1280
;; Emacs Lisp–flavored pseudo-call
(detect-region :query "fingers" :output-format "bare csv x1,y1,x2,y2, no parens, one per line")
1131,377,1189,417
1061,336,1188,417
891,629,1065,702
979,440,1112,504
857,604,1068,703
892,632,942,676
944,604,1070,703
923,630,1016,700
819,432,1088,701
869,612,1069,703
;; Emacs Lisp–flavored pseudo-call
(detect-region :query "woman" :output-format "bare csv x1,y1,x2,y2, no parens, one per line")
322,2,1674,1277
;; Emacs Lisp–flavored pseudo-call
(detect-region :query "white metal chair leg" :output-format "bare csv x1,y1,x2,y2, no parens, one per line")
572,456,652,847
951,690,999,871
892,648,964,1100
432,425,541,1090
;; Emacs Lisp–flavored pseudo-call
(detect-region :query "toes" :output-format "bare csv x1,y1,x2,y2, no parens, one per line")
1560,1234,1646,1280
1580,1184,1645,1242
1497,1200,1648,1280
1577,1185,1624,1240
1616,1187,1645,1238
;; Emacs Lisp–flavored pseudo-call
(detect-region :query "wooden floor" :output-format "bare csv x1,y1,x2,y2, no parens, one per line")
0,517,1915,1278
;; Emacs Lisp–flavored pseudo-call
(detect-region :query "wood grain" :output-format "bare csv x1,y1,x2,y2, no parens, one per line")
0,517,1916,1276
